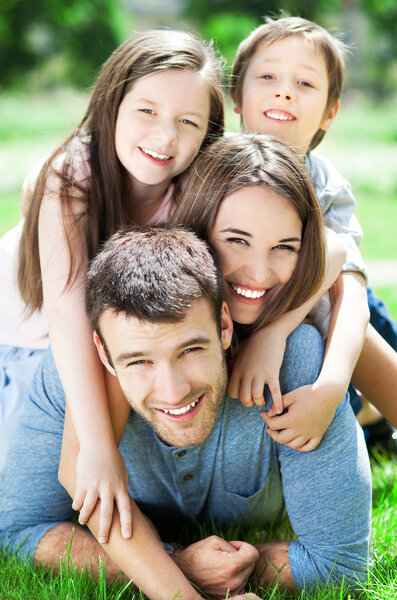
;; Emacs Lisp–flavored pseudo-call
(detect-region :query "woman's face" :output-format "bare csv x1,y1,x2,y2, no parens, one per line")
209,185,302,324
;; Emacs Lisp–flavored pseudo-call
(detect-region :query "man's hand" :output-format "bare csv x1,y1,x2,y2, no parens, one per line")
173,536,259,599
73,443,132,543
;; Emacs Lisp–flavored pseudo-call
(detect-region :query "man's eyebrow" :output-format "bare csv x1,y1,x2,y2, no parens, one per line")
115,336,212,364
219,228,252,237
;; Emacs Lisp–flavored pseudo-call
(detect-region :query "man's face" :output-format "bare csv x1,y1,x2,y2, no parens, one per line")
96,299,232,447
234,35,339,154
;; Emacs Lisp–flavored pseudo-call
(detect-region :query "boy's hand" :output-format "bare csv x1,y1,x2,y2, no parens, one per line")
228,327,286,414
261,381,345,451
72,443,132,543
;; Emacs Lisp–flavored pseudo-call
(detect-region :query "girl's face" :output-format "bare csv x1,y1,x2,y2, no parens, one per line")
209,185,302,325
115,69,211,192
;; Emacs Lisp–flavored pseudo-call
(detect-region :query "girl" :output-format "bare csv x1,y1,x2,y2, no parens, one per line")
11,29,224,542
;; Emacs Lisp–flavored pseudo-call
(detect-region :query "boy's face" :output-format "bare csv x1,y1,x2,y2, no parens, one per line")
234,35,339,153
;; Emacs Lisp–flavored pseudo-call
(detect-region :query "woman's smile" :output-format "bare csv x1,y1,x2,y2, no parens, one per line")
209,185,302,325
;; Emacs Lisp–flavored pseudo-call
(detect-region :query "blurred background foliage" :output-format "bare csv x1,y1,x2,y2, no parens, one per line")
1,0,397,97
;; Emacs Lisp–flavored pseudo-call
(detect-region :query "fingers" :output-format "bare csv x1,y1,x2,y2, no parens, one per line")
266,376,282,416
97,489,114,543
115,491,133,539
77,488,100,527
72,485,85,512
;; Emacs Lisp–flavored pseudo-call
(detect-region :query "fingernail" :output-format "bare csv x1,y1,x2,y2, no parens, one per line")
123,529,131,539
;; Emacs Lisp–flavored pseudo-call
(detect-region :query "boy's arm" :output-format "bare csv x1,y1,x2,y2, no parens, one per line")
307,152,367,280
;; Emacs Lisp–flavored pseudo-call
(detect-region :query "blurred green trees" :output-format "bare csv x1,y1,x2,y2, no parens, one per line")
0,0,125,87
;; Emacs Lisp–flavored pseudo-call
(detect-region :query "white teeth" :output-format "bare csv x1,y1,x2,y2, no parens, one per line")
141,148,171,160
231,283,267,299
162,399,199,416
266,111,294,121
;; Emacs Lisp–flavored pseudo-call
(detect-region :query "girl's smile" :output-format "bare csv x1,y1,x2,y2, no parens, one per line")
115,69,210,195
209,185,302,324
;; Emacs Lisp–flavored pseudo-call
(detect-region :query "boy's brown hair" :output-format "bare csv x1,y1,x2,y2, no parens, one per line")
231,15,349,151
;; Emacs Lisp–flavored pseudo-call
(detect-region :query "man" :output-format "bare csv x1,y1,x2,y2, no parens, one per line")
0,227,371,599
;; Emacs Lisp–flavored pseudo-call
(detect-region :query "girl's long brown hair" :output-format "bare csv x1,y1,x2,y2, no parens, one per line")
18,29,224,312
171,134,326,341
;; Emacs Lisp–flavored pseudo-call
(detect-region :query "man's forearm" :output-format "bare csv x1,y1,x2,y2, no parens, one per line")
254,542,295,590
58,407,200,600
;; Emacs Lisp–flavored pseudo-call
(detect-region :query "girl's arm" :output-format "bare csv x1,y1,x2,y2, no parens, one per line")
264,270,369,450
38,175,131,542
228,227,346,412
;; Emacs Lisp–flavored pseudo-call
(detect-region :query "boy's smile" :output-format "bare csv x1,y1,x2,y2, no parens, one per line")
234,35,339,154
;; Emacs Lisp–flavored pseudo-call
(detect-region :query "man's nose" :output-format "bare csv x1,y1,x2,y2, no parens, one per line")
155,363,191,405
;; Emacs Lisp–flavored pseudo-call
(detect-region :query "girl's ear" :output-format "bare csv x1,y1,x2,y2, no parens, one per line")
233,102,242,115
93,331,116,376
220,301,234,350
320,100,340,131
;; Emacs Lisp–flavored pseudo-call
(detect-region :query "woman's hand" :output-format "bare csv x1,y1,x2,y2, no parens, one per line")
228,325,286,414
261,379,345,451
72,443,132,543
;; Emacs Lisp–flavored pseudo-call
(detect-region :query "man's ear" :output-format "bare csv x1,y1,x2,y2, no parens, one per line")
233,102,242,115
320,99,340,132
220,301,233,350
93,331,116,376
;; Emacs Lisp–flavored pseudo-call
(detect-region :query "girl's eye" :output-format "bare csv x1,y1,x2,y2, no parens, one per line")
180,118,198,128
139,108,155,114
260,74,274,80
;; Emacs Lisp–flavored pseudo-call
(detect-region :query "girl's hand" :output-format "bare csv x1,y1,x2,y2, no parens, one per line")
261,381,345,451
228,327,286,414
72,443,132,543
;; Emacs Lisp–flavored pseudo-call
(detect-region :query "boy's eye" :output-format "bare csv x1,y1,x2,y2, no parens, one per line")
126,359,148,367
298,81,313,88
180,118,198,128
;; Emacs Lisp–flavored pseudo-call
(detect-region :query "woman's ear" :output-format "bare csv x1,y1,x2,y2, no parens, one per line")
320,100,340,132
220,301,234,350
93,331,116,376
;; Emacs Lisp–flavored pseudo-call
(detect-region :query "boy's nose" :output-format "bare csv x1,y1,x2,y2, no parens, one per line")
275,88,295,102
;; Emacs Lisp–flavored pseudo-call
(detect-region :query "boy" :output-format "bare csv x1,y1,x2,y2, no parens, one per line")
230,15,397,450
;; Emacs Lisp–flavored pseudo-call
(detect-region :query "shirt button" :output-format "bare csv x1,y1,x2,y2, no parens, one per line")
178,450,187,457
183,474,193,481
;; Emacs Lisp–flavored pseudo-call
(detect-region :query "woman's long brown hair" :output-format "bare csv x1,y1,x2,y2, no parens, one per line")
18,29,225,313
171,134,326,342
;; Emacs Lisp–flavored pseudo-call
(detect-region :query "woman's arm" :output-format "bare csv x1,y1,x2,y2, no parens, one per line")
228,226,346,412
39,175,131,542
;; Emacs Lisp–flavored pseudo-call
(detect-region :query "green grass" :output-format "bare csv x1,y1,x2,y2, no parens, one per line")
0,91,396,598
1,452,396,599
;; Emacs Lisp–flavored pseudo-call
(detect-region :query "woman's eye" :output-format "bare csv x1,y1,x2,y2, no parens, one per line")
274,244,298,252
180,118,198,127
226,237,248,246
